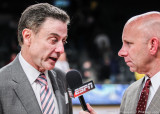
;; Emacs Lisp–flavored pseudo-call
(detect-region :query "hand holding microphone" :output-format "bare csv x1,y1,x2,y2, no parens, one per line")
66,69,96,112
79,103,97,114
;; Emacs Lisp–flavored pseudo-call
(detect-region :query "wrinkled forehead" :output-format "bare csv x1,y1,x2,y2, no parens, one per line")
122,26,150,46
122,23,139,39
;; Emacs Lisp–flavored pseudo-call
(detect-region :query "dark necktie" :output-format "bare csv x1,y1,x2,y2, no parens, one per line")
136,78,151,114
37,73,56,114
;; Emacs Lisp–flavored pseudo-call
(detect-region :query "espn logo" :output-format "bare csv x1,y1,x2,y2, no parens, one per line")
73,80,95,98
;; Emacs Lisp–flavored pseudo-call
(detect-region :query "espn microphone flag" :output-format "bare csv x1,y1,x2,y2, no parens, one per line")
66,69,95,98
73,80,95,98
66,69,95,112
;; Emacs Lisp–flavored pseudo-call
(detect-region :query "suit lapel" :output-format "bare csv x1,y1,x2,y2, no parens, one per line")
48,70,66,114
133,80,144,113
126,78,144,113
11,56,42,114
147,86,160,113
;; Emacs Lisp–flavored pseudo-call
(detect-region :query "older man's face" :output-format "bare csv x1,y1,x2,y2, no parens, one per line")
27,18,68,72
118,24,150,74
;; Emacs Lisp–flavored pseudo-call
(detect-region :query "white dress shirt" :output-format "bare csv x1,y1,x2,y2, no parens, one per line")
143,71,160,110
19,52,59,114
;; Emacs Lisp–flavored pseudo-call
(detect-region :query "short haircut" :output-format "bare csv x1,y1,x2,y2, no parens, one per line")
18,3,70,46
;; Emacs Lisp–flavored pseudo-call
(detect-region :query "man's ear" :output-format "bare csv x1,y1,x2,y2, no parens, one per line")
22,28,32,46
149,37,159,55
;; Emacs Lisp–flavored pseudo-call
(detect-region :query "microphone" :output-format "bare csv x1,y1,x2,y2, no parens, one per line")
66,69,95,112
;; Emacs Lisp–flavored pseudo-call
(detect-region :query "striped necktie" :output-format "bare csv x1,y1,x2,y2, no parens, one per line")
37,73,56,114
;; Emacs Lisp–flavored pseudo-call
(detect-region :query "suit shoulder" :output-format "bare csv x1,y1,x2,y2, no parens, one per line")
0,62,14,89
0,62,13,78
125,78,143,93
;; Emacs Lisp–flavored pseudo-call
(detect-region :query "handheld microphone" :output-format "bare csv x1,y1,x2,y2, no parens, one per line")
66,69,95,112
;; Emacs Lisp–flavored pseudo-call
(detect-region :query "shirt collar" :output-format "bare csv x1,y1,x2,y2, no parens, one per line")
19,52,48,84
145,71,160,92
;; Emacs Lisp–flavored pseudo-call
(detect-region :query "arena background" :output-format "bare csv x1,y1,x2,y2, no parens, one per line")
0,0,159,113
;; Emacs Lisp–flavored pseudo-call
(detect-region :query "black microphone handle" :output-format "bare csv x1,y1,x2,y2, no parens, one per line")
78,95,89,112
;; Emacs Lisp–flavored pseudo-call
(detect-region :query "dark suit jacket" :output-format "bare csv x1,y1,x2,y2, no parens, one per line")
0,55,73,114
120,77,160,114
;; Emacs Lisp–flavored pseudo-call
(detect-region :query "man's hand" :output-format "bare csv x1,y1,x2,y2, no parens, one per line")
79,103,97,114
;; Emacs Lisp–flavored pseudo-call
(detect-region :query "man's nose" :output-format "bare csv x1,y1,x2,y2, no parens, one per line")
55,41,64,54
118,47,128,57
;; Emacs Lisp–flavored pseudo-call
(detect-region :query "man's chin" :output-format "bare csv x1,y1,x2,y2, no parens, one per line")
38,64,55,72
129,67,136,72
40,62,55,71
46,65,55,70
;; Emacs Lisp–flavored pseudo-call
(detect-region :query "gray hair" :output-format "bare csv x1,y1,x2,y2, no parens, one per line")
18,3,70,46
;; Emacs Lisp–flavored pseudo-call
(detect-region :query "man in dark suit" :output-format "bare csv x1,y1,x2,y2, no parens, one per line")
0,3,72,114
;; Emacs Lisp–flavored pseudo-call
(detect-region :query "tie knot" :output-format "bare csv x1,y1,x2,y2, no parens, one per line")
145,78,151,88
37,73,47,86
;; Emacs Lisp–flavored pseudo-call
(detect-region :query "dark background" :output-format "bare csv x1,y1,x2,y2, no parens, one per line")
0,0,159,84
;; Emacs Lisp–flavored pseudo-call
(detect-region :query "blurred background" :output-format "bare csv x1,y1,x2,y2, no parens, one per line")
0,0,159,113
